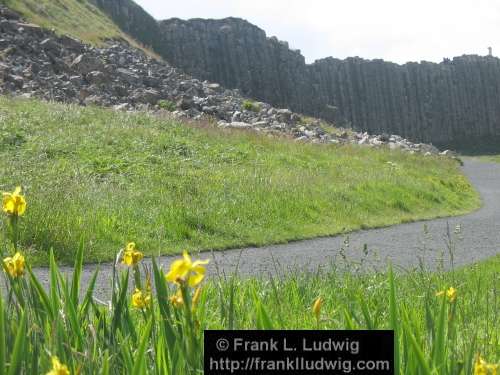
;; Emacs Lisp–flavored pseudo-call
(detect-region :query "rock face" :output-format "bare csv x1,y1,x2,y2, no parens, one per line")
157,18,500,150
89,0,162,51
158,18,311,117
0,5,453,157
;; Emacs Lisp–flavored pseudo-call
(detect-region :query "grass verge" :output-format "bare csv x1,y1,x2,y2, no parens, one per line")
0,97,480,265
0,241,498,373
475,155,500,163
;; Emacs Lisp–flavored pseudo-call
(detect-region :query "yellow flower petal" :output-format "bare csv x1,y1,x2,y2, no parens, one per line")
132,250,144,264
165,259,190,283
131,288,151,309
2,187,27,216
166,251,209,287
122,251,133,266
446,287,457,303
192,287,202,307
188,272,205,287
46,356,70,375
169,289,184,308
182,250,192,265
2,194,14,214
121,243,143,267
3,252,25,277
312,297,323,320
192,259,209,270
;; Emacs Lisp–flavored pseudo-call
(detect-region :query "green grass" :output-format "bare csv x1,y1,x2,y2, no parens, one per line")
1,0,123,44
0,97,480,265
242,99,261,112
475,155,500,163
0,237,498,373
0,0,162,58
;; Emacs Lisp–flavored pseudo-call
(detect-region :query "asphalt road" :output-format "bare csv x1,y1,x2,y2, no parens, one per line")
31,159,500,298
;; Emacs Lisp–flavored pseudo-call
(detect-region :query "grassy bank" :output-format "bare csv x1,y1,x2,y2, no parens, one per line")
0,97,480,265
0,0,160,58
1,0,123,44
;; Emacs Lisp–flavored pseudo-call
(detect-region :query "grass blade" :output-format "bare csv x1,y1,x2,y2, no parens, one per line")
388,265,400,375
132,318,153,375
403,320,433,375
7,310,26,375
0,296,5,375
71,238,85,306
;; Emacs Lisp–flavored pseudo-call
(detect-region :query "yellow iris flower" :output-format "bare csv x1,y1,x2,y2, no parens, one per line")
131,288,151,309
3,252,25,278
46,356,70,375
2,186,27,216
436,287,457,303
165,251,209,287
169,289,184,308
474,355,498,375
312,297,323,320
122,242,144,266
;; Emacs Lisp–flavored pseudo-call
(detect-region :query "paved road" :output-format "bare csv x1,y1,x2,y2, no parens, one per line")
32,159,500,298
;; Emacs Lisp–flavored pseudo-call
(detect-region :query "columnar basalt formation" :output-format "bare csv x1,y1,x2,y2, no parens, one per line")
156,18,500,149
90,0,161,51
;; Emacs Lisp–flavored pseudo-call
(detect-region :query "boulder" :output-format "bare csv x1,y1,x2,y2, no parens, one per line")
70,54,104,75
40,38,60,54
116,68,140,84
130,88,160,105
177,95,194,110
86,71,108,84
5,74,24,89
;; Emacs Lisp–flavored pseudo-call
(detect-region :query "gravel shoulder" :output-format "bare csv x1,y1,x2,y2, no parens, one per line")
32,159,500,297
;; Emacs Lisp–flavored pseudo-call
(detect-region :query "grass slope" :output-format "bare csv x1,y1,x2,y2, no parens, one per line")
0,97,480,264
0,0,161,58
1,0,123,44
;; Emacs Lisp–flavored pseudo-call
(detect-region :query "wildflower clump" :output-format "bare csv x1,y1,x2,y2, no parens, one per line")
436,287,457,303
46,356,70,375
122,242,144,266
3,252,25,278
474,354,498,375
131,288,151,309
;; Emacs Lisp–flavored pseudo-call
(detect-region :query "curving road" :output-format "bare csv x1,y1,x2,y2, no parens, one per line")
32,159,500,298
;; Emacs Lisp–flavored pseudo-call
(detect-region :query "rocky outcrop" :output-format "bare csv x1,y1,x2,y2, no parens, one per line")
0,5,447,156
158,18,500,150
89,0,162,51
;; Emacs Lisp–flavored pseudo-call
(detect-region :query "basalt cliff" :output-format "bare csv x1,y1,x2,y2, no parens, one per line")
156,18,500,150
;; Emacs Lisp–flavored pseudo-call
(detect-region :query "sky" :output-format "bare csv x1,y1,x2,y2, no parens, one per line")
133,0,500,65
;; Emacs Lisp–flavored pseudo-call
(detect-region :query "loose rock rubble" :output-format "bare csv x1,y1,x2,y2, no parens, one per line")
0,6,452,156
